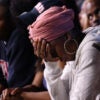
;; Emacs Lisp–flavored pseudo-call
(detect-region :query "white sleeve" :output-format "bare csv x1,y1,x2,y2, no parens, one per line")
70,41,100,100
44,61,69,100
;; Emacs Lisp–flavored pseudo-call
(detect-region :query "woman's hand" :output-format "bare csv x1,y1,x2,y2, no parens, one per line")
31,39,60,62
10,88,23,96
1,88,23,100
1,89,10,100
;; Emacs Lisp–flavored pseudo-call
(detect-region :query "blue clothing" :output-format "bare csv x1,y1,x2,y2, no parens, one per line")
6,25,37,88
18,0,63,27
0,0,63,88
0,22,37,88
43,77,47,90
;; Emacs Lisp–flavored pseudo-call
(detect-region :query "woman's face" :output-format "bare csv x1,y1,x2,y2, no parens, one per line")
31,33,77,63
50,34,75,62
50,36,66,60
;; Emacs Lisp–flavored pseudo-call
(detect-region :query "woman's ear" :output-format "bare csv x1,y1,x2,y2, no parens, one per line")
64,39,78,55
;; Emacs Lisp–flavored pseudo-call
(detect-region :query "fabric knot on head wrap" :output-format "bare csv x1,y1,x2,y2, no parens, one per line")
29,6,74,42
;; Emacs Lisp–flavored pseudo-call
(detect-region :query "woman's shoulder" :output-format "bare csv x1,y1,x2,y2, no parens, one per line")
76,26,100,62
83,25,100,35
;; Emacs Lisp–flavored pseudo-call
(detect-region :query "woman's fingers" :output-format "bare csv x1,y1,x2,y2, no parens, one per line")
31,39,59,61
46,43,59,61
46,43,51,58
10,88,22,96
40,39,47,58
33,39,47,58
33,40,38,56
37,39,42,57
2,89,10,100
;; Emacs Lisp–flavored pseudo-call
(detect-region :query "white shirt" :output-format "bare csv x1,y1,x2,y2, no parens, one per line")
44,25,100,100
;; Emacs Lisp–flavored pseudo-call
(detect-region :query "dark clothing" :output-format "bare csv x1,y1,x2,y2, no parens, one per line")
0,41,6,60
0,0,63,88
18,10,38,28
6,25,37,87
0,7,39,88
0,20,37,88
0,41,8,88
18,0,63,28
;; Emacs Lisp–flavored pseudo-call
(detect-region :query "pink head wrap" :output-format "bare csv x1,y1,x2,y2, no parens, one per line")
29,6,74,42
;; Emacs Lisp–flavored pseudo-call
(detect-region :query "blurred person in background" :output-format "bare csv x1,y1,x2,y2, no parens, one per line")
79,0,100,30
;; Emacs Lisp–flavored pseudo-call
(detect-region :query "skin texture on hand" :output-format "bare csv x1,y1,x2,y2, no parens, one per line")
32,39,60,62
2,89,50,100
21,91,50,100
1,89,23,100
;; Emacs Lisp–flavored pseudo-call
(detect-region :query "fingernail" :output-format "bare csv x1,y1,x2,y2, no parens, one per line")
47,43,49,47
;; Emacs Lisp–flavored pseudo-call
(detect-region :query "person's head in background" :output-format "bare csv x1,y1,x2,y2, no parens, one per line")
80,0,100,30
10,0,39,16
79,1,90,31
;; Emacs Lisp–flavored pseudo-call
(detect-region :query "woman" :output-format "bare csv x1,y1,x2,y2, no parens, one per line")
2,5,100,100
29,6,100,100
